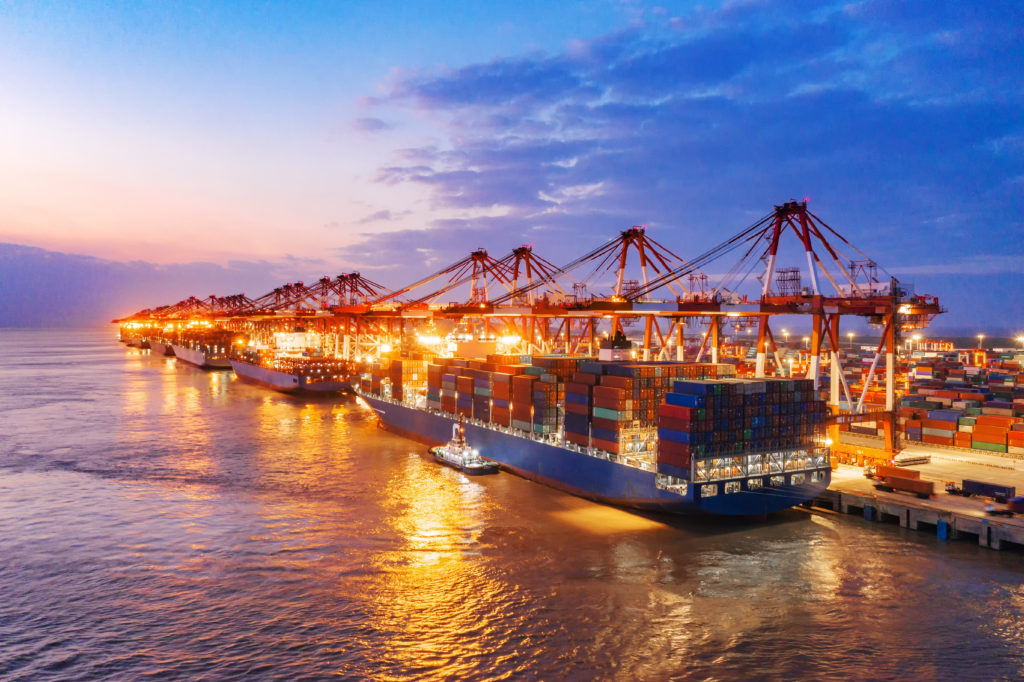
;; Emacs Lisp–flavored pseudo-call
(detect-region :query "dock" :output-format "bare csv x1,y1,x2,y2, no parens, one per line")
816,461,1024,550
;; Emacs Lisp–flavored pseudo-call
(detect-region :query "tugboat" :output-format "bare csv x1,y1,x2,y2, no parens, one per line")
429,420,499,476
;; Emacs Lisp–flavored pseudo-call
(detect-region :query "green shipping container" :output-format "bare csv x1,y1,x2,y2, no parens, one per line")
593,406,630,421
972,440,1008,453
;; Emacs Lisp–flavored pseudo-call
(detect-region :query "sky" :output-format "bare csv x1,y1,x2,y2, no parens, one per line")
1,0,1022,332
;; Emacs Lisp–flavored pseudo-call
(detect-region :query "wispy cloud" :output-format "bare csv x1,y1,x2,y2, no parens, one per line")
347,1,1021,292
352,117,394,132
893,255,1024,277
356,209,412,225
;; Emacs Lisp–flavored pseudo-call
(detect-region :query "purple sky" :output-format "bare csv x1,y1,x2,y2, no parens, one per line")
1,1,1021,332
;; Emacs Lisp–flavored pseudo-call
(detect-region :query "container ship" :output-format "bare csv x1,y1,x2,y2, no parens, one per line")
172,333,234,369
229,331,352,393
230,350,351,393
355,351,831,516
148,337,175,357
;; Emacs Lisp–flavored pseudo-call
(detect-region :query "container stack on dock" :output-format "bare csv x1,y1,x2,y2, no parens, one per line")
900,351,1024,455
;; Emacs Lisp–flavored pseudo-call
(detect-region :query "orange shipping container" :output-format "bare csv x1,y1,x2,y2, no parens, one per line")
875,465,920,480
972,424,1009,445
922,418,957,430
976,415,1018,429
923,434,955,446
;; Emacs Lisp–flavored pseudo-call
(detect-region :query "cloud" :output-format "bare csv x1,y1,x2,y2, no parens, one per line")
892,255,1024,277
352,117,394,132
356,209,412,225
343,0,1022,322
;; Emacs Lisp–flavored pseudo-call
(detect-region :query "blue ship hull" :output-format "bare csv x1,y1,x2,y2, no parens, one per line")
359,392,830,516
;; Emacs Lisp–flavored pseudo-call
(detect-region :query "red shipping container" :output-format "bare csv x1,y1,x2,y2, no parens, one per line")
572,372,600,385
591,437,620,453
657,449,691,470
511,406,532,421
658,439,691,457
659,415,696,432
593,395,628,410
659,403,699,420
600,375,633,390
591,416,621,431
881,476,933,497
566,431,589,447
565,382,592,395
565,402,589,415
593,385,625,400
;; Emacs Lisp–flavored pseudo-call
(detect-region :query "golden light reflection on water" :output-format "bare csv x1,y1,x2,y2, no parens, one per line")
391,461,487,568
550,505,667,535
803,513,843,596
161,360,179,413
360,453,513,674
120,352,149,418
118,354,218,501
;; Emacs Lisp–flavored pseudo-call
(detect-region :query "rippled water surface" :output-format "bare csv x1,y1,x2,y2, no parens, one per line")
2,329,1024,680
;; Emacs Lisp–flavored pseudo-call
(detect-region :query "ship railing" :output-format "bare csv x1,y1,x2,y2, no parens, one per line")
654,475,689,496
692,448,830,483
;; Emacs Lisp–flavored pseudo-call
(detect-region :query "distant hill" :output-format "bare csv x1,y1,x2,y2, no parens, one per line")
0,243,285,328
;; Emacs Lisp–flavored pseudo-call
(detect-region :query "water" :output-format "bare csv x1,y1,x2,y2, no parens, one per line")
2,330,1023,680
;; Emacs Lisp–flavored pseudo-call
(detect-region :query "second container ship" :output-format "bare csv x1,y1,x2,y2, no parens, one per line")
230,331,352,393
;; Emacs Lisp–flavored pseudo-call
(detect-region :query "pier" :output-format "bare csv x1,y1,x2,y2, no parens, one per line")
815,462,1024,550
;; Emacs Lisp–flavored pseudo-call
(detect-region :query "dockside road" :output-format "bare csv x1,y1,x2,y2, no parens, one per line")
818,455,1024,551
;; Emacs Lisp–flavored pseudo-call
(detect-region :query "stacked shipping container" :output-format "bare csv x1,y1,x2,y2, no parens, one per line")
900,353,1024,454
656,377,827,479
